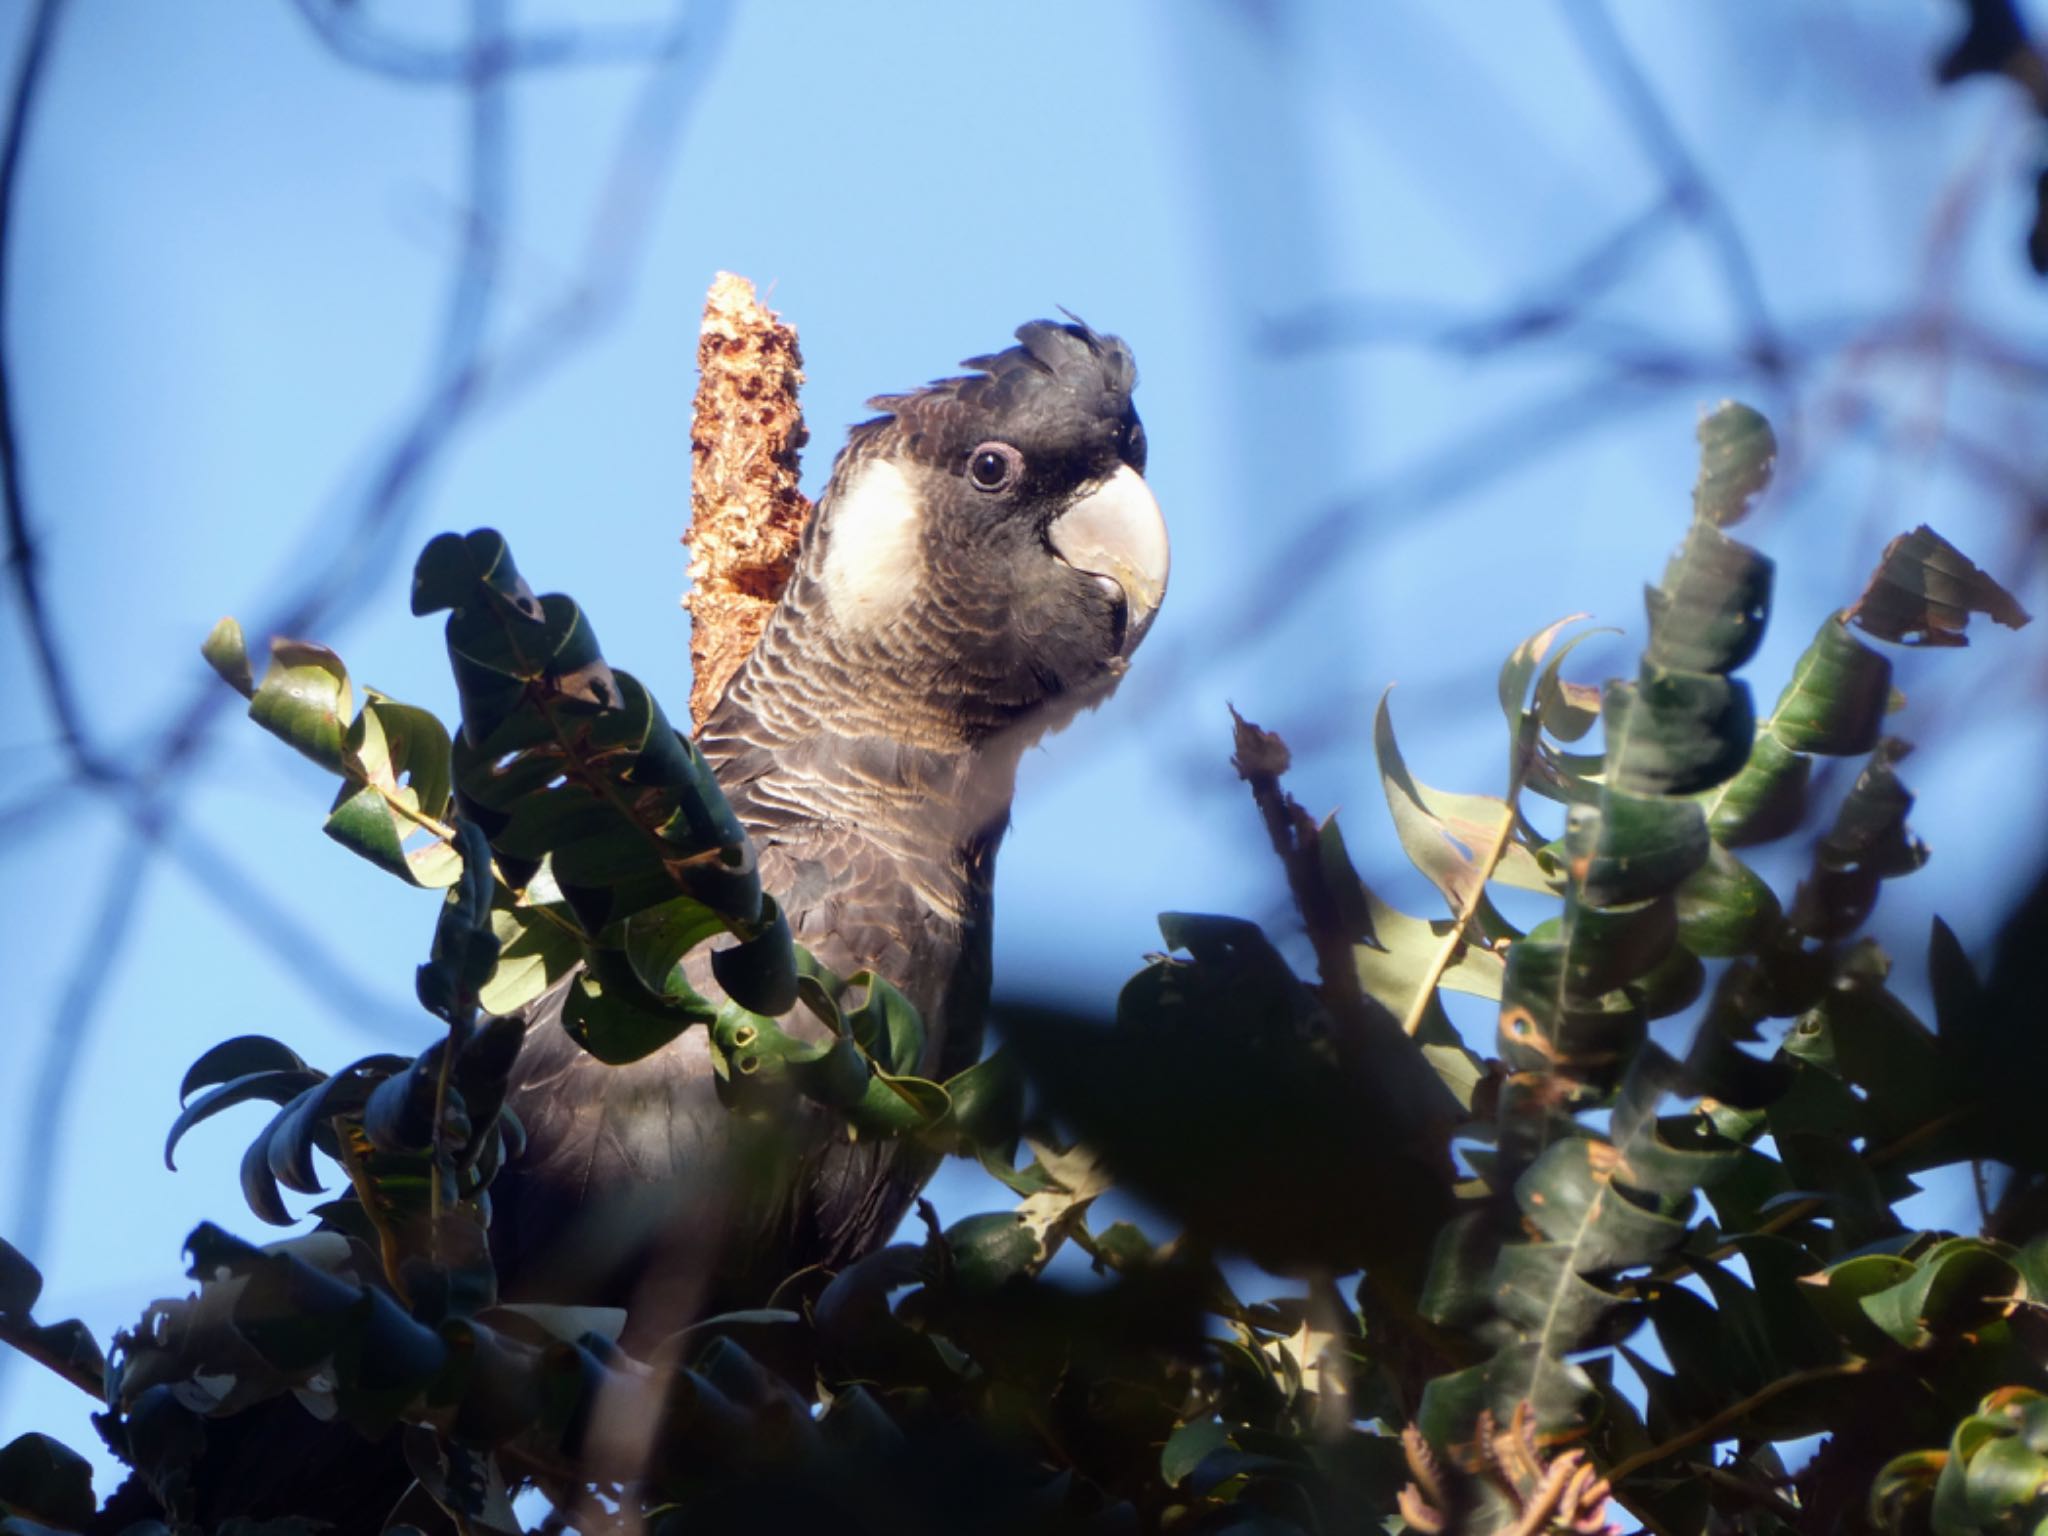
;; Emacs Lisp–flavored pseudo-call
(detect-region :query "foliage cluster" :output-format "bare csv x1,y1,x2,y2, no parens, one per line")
1,406,2043,1536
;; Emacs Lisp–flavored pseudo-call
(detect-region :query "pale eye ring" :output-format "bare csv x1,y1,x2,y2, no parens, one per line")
967,441,1023,493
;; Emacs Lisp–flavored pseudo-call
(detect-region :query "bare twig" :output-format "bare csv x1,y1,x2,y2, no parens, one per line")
0,0,100,782
0,0,721,1406
1230,706,1369,1020
1603,1361,1869,1484
1556,0,1787,387
288,0,680,83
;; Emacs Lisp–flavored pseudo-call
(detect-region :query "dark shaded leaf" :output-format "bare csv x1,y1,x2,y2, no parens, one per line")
561,948,717,1066
180,1037,312,1105
0,1434,93,1532
1674,844,1782,957
164,1069,325,1172
0,1240,40,1319
1645,520,1774,675
1604,670,1755,798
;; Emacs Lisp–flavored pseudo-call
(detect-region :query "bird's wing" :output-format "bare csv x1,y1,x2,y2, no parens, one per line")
491,815,987,1333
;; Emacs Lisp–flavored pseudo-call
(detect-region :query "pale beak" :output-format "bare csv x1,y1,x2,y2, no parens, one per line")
1048,463,1170,657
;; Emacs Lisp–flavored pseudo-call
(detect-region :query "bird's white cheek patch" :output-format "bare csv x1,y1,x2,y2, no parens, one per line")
820,458,924,633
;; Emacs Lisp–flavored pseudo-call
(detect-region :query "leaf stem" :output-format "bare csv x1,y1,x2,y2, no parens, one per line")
1400,717,1537,1036
1603,1360,1865,1483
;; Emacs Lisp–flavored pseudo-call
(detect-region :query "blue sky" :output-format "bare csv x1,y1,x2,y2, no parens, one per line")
5,0,2046,1490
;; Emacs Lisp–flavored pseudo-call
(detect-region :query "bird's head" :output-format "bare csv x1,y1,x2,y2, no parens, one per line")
797,318,1169,744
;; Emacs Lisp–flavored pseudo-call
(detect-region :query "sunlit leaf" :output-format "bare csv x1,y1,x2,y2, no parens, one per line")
247,639,355,775
1375,692,1554,905
324,695,460,888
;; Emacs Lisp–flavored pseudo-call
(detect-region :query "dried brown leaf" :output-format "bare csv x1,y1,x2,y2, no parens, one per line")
1845,524,2031,648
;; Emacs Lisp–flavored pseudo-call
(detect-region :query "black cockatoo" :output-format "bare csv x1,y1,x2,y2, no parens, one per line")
93,318,1166,1531
491,315,1168,1330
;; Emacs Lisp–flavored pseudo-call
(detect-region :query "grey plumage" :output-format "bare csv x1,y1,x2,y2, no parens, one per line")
491,319,1166,1336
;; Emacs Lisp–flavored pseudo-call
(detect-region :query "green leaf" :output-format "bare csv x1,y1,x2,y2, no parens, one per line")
847,1069,951,1137
1767,616,1891,756
845,970,926,1079
561,949,716,1066
1499,933,1643,1076
1497,613,1589,724
165,1068,325,1172
1674,843,1782,957
1961,1434,2048,1526
480,904,585,1016
1374,692,1554,906
1860,1240,2023,1348
1416,1343,1592,1450
942,1212,1041,1292
1691,400,1777,528
1698,731,1809,847
1162,1419,1233,1489
618,894,725,999
708,900,799,1017
324,696,460,888
247,639,355,775
941,1049,1024,1157
1645,520,1775,675
179,1035,313,1103
1604,670,1755,798
201,616,255,698
1354,889,1505,1011
1576,792,1710,908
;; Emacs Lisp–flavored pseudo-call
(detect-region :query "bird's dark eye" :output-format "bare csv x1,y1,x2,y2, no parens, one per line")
968,442,1023,492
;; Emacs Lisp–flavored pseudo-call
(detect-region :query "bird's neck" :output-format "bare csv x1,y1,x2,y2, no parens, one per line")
698,658,1034,925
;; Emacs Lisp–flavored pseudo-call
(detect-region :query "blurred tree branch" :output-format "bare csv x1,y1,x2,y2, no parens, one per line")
0,0,724,1402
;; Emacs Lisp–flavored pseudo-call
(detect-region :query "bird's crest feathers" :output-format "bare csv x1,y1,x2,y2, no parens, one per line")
864,317,1137,427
